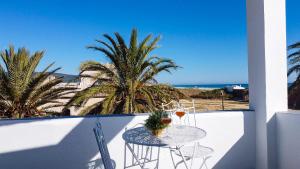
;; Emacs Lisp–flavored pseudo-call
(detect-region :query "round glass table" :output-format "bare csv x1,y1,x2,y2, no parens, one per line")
123,125,206,147
122,125,206,169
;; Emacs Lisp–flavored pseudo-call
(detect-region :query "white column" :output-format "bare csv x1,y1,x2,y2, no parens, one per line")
247,0,288,168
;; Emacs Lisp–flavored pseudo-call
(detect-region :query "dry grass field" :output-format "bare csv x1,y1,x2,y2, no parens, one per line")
178,88,249,111
180,98,249,111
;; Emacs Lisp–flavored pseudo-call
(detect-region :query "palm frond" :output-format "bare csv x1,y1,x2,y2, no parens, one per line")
0,46,74,118
288,42,300,50
288,41,300,79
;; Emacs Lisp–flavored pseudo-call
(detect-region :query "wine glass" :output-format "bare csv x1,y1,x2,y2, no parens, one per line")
175,109,186,126
161,117,172,138
161,117,172,126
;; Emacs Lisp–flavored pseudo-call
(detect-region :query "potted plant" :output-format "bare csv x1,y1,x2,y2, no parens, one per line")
145,110,170,136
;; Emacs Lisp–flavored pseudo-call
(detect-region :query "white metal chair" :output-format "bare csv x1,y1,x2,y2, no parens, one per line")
179,99,197,126
162,100,182,126
171,143,213,169
169,101,214,169
169,137,214,169
93,121,116,169
179,99,196,113
162,100,180,115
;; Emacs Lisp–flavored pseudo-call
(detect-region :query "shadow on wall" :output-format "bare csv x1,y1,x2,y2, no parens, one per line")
0,115,135,169
267,115,278,169
213,111,256,169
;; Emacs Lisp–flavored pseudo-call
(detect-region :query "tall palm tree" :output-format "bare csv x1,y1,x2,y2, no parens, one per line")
288,42,300,80
65,29,183,115
0,46,75,118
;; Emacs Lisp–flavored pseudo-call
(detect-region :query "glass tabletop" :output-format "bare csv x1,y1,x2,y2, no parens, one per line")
122,125,206,147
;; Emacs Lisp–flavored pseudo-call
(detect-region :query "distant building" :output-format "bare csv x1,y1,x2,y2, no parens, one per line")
42,63,113,115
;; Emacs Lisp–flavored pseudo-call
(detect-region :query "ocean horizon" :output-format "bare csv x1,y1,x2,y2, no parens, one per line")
173,83,293,89
173,84,249,89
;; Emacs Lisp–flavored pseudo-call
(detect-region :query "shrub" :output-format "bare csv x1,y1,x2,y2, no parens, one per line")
190,89,231,99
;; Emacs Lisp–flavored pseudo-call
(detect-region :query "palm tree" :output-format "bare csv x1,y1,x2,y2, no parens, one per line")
288,42,300,80
65,29,183,115
0,46,75,118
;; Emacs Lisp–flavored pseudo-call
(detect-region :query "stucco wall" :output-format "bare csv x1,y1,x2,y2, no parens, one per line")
0,111,255,169
277,112,300,169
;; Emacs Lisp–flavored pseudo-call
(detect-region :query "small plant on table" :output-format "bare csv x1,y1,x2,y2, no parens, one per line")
145,110,171,136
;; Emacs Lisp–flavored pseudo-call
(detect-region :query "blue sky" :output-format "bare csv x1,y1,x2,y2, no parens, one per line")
0,0,299,84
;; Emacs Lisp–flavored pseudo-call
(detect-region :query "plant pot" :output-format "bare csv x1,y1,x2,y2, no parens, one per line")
151,129,164,137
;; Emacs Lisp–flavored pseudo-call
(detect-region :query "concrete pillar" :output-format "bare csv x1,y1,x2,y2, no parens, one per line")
246,0,288,168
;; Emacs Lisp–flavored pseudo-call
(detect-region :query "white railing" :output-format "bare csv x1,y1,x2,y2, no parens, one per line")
0,111,255,169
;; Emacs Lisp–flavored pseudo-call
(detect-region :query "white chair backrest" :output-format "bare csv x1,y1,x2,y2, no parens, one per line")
179,99,196,112
162,100,180,114
178,99,197,127
93,122,114,169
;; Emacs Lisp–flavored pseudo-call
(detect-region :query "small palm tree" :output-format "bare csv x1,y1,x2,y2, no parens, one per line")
0,46,75,118
66,29,183,115
288,42,300,80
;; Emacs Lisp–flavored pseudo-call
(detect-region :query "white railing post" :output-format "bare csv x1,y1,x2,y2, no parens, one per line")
246,0,288,168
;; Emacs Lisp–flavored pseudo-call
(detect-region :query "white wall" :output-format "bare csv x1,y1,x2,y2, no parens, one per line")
0,111,255,169
277,112,300,169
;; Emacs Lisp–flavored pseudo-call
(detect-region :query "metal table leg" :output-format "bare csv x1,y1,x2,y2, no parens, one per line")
125,143,144,168
154,147,160,169
124,142,161,169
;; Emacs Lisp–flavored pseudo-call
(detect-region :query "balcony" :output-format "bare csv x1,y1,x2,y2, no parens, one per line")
0,111,299,169
0,0,297,168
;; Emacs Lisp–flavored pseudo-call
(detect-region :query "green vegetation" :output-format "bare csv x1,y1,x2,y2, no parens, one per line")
288,41,300,80
189,89,230,99
65,29,183,115
0,46,75,118
145,110,169,132
287,41,300,109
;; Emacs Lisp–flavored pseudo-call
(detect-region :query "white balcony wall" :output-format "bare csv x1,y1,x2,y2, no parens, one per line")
0,111,255,169
277,112,300,169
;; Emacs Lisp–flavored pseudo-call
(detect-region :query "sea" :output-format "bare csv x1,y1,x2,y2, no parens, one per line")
173,83,293,89
173,84,249,89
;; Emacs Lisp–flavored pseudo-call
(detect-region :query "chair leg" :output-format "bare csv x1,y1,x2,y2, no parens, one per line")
169,149,177,169
174,157,193,169
199,158,205,169
177,148,189,169
175,159,185,169
199,156,211,169
204,163,208,169
189,143,197,169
